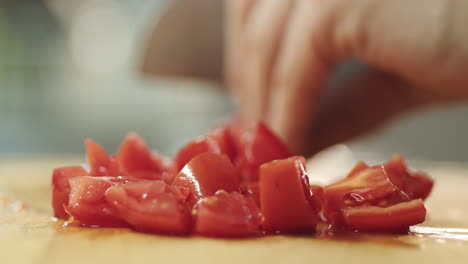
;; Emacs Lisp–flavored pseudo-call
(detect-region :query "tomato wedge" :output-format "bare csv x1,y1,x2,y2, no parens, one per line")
105,181,191,235
384,154,434,200
209,124,237,162
174,136,225,172
85,139,120,176
52,166,89,219
116,133,167,179
66,176,137,227
259,156,318,233
323,165,410,226
236,122,293,182
343,199,426,231
172,153,241,204
194,191,261,237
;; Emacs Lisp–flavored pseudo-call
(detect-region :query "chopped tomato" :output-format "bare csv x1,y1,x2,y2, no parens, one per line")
161,161,179,184
51,122,434,237
223,117,246,153
116,133,167,179
259,156,318,233
52,166,89,219
194,191,261,237
236,122,293,182
85,139,120,176
346,161,370,179
172,153,241,204
66,176,137,227
384,154,434,200
105,181,191,235
174,136,224,172
209,124,238,162
343,199,426,232
322,155,434,229
309,185,324,213
323,165,410,226
240,182,260,206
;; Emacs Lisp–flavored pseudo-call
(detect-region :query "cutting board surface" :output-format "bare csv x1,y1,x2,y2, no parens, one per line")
1,158,468,264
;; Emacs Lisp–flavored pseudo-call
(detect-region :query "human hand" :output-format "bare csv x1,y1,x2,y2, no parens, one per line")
225,0,468,155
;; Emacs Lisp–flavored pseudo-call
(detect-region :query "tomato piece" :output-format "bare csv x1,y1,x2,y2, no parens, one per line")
384,154,434,200
172,153,241,204
309,184,324,214
174,136,224,172
85,139,120,176
194,191,261,237
346,161,370,179
174,123,240,172
259,156,318,233
116,133,167,179
209,122,238,162
161,161,179,184
323,165,409,226
343,199,426,232
236,122,293,182
240,182,260,206
105,181,191,234
223,117,246,153
66,176,137,227
52,166,89,219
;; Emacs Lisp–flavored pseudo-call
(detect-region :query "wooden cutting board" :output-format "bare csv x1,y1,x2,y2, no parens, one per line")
1,158,468,264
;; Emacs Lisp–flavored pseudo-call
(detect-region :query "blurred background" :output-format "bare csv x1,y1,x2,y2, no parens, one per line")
0,0,467,161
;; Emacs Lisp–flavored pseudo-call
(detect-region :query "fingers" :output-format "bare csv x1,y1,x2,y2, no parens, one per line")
224,0,256,100
308,66,428,155
240,0,296,123
266,0,336,154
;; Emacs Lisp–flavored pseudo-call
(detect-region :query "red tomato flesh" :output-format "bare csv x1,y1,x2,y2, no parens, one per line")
52,166,89,219
236,122,293,182
384,154,434,200
174,136,225,172
85,138,110,176
66,176,136,227
209,124,237,162
172,153,241,204
194,191,261,237
105,181,191,235
343,199,426,231
51,122,434,237
259,156,318,233
116,133,167,180
323,165,411,226
240,182,260,206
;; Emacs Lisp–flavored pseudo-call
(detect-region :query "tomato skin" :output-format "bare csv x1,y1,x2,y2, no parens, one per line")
172,153,241,204
259,156,318,233
236,122,293,182
322,165,409,227
116,133,167,180
174,136,224,172
105,181,191,235
309,185,324,213
343,199,426,232
209,125,238,162
52,166,89,219
384,154,434,200
322,155,434,229
194,191,261,237
66,176,137,227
